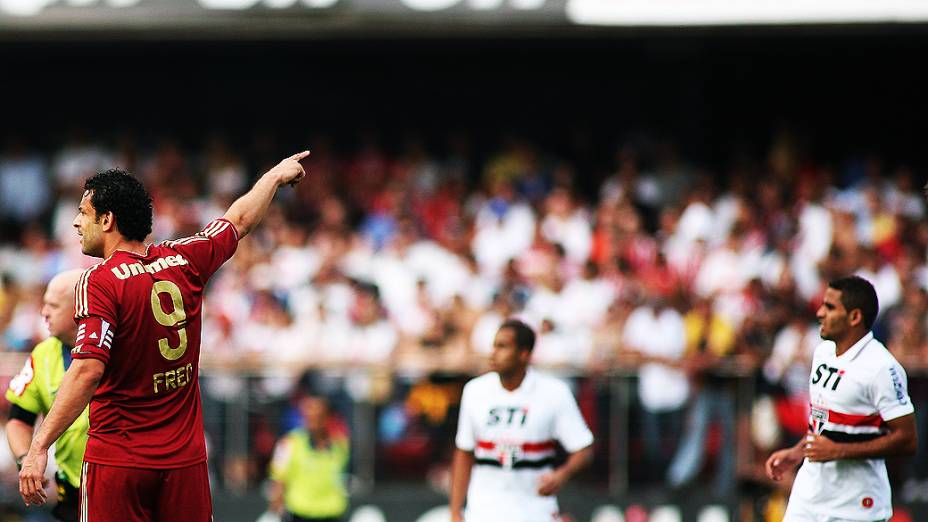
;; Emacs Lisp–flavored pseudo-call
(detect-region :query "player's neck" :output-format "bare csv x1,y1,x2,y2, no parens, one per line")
309,428,330,447
834,329,869,357
103,236,147,259
499,367,527,391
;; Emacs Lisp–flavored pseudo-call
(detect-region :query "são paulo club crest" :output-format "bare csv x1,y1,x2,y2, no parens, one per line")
810,402,829,435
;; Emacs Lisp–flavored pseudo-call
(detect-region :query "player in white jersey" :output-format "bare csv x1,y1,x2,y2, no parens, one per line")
450,319,594,522
766,276,917,522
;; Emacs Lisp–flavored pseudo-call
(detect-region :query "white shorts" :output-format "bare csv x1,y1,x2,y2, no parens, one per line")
783,500,888,522
464,505,560,522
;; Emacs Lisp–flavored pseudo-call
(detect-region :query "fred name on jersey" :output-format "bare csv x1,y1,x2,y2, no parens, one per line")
153,363,194,395
110,255,189,280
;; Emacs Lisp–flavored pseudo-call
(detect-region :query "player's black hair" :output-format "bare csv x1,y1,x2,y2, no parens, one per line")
84,169,153,242
354,280,381,301
499,319,536,352
828,275,879,330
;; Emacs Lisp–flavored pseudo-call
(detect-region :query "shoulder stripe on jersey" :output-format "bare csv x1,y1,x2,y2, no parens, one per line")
204,220,229,238
203,220,223,237
223,218,240,240
200,221,218,237
77,268,89,317
164,219,230,246
168,237,209,247
166,236,205,245
75,270,87,317
76,266,89,317
199,220,221,237
76,264,102,319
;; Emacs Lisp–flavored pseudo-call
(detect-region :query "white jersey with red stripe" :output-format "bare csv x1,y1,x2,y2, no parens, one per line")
786,331,914,521
455,369,593,522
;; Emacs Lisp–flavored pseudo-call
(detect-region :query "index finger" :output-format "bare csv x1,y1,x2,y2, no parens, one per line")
766,457,780,480
20,476,34,505
288,150,311,162
31,475,44,498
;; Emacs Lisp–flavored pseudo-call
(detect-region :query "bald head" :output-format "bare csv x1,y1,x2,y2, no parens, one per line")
42,269,84,341
48,270,83,300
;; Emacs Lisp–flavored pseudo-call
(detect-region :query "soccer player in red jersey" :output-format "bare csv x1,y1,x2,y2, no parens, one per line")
18,151,309,521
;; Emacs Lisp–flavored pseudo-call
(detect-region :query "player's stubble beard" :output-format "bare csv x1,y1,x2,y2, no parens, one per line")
819,316,849,344
79,220,105,258
494,352,528,382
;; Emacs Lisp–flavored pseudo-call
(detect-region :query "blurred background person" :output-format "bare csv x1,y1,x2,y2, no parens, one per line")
621,285,688,485
267,394,350,522
5,270,86,522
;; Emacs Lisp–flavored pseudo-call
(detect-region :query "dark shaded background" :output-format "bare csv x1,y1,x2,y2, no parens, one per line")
4,27,927,179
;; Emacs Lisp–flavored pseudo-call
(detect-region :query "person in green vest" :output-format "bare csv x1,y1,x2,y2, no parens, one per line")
6,269,89,522
268,394,350,522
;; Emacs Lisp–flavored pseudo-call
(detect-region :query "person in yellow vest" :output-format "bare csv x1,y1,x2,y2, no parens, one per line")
268,394,350,522
6,269,89,522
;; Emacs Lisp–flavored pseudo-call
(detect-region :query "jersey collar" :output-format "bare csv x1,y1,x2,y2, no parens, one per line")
497,368,537,393
108,243,152,260
838,331,874,361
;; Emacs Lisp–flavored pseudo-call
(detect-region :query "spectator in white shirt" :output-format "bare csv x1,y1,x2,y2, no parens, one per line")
540,185,592,265
622,291,689,482
345,281,398,366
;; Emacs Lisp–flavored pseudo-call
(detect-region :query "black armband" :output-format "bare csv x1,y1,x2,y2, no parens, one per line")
9,404,38,426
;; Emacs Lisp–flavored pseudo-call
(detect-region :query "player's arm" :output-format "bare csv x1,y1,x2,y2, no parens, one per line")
268,479,285,514
450,382,477,522
19,358,104,506
6,355,43,469
6,413,36,469
765,437,805,481
537,443,593,496
449,447,474,522
30,359,102,450
541,382,595,496
223,151,309,238
803,414,917,462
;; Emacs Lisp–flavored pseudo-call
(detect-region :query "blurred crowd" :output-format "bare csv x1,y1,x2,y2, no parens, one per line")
1,129,928,516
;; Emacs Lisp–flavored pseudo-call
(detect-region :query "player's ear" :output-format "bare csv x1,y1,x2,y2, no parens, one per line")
99,211,116,233
848,308,863,328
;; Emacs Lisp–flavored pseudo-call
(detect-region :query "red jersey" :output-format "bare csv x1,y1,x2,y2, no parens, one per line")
72,218,238,469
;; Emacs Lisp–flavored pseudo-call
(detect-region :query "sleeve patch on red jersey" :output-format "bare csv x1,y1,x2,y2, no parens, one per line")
198,219,232,239
74,264,102,319
75,316,114,353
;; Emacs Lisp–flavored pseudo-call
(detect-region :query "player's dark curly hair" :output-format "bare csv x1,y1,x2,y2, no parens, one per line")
829,275,879,330
84,169,153,242
500,319,536,352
